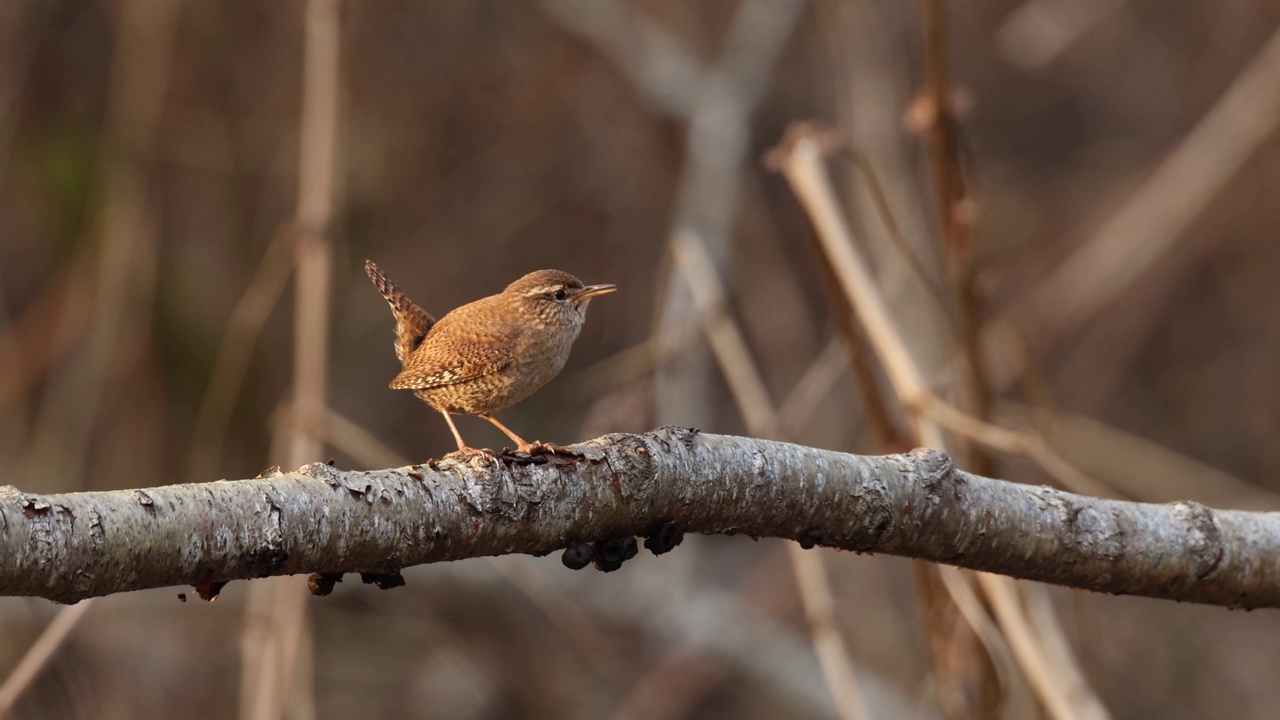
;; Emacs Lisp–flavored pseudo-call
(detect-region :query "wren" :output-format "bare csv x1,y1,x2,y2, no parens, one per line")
365,260,616,455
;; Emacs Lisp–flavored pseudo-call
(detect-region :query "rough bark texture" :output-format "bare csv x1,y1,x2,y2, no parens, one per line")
2,428,1278,608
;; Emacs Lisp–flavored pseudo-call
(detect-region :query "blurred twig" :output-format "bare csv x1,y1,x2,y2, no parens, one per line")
0,0,46,176
777,335,850,436
776,133,988,716
919,0,995,478
322,408,632,684
913,393,1117,499
796,172,908,451
934,567,1033,720
976,574,1109,720
672,228,872,720
999,402,1280,511
773,126,1110,720
606,336,869,720
671,232,778,436
838,148,954,320
1021,583,1111,720
0,599,95,719
242,1,341,719
547,0,806,430
540,0,703,117
821,0,954,404
570,332,703,399
996,0,1131,70
0,246,92,418
589,541,932,720
767,127,942,445
1014,24,1280,345
186,227,298,482
324,408,406,471
651,0,805,431
287,0,340,471
22,0,178,491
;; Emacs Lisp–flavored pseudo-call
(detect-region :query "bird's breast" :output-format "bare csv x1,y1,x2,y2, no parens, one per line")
512,321,580,386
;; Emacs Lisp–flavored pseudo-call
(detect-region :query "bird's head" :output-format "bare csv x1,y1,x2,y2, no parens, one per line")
504,269,616,329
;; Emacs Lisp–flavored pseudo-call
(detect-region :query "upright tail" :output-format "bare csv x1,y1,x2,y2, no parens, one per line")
365,260,435,365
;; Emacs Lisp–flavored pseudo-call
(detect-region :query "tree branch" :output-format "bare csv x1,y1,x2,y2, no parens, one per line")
2,428,1278,608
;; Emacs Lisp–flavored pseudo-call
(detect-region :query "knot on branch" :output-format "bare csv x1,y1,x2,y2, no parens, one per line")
1172,500,1225,582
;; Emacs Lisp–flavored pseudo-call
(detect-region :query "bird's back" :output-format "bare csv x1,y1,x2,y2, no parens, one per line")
391,292,580,414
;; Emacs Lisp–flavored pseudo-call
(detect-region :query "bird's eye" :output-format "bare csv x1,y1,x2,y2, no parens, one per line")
553,289,567,301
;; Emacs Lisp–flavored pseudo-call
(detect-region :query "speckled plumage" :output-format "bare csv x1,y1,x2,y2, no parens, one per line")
365,261,616,454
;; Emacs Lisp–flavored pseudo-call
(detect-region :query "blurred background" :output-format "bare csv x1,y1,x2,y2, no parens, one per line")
2,0,1280,718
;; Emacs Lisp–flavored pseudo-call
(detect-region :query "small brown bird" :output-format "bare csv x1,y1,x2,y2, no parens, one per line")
365,260,616,455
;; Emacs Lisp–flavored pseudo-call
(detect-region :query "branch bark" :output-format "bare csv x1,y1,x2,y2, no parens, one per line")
2,428,1278,608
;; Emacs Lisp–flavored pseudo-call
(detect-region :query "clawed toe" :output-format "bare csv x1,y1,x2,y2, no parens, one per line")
445,446,498,460
516,441,579,457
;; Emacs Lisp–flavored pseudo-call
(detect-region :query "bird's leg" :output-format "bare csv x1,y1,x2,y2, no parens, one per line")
479,413,532,450
480,414,575,455
440,410,492,457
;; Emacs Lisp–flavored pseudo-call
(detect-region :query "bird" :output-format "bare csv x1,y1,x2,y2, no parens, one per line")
365,260,616,456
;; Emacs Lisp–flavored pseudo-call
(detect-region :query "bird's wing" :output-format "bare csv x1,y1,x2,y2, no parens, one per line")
365,260,436,365
389,315,518,390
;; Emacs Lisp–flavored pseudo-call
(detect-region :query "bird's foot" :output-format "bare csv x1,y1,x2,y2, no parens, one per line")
515,441,581,457
443,446,498,461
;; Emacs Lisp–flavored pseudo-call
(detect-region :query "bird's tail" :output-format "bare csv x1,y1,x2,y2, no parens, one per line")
364,260,435,365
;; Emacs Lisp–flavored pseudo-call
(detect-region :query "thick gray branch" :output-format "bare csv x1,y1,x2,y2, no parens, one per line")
2,429,1278,608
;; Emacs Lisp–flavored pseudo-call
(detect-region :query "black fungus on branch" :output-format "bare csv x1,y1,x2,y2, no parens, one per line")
643,522,685,555
592,536,638,572
562,543,595,570
796,528,825,550
360,571,406,590
308,572,344,596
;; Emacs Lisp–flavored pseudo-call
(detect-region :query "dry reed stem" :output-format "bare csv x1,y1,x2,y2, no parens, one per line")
935,566,1034,720
921,0,996,481
976,574,1110,720
774,128,1109,719
788,546,874,720
672,228,872,720
773,126,1002,716
794,164,909,450
1022,584,1111,720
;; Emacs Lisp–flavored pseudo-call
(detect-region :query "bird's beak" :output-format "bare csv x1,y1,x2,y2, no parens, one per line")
574,284,617,301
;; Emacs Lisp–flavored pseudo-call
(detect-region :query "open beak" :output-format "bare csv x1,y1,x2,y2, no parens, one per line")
574,284,617,301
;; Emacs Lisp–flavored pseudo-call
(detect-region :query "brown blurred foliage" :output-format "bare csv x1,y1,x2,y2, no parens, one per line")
2,1,1280,718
